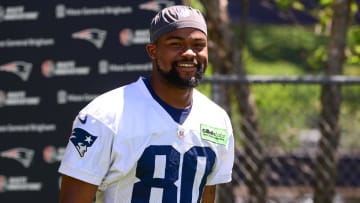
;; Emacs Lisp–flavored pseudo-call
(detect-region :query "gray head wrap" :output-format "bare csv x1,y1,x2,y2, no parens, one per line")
150,5,207,43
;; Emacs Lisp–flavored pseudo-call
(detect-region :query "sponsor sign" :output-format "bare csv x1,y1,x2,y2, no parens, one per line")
0,5,39,22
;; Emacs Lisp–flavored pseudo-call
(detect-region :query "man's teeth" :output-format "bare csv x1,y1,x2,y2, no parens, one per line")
178,64,194,67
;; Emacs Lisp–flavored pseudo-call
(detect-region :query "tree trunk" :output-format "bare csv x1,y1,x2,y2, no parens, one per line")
201,2,236,202
202,0,266,202
314,0,351,202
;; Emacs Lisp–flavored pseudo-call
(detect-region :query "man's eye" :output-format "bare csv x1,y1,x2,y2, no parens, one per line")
169,42,182,47
194,44,206,50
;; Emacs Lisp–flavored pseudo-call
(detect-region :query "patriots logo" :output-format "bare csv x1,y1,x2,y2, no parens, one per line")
0,61,32,81
72,28,107,49
0,147,35,168
70,128,98,157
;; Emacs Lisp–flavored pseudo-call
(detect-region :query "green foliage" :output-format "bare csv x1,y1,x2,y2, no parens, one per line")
347,26,360,64
235,24,360,150
243,57,321,150
245,24,360,72
273,0,360,68
274,0,305,11
188,0,205,12
245,25,328,72
194,0,360,150
319,0,333,6
306,45,327,71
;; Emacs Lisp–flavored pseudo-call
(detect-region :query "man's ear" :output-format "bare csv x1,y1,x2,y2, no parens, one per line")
146,43,156,60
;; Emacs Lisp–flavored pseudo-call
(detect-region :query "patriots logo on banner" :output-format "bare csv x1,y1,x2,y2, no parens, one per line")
70,128,98,157
72,28,107,49
0,61,32,81
0,147,35,168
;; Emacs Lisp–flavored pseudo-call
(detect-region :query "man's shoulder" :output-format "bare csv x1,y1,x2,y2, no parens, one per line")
82,78,144,112
94,78,143,102
193,89,223,109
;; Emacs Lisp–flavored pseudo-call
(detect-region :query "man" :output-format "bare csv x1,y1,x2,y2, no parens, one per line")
59,5,234,203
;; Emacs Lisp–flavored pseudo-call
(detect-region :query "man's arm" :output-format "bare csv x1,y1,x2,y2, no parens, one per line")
201,185,216,203
59,175,98,203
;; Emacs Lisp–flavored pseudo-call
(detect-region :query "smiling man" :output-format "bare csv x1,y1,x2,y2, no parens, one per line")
58,5,234,203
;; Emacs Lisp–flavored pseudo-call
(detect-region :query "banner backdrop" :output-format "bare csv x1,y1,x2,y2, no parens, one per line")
0,0,179,202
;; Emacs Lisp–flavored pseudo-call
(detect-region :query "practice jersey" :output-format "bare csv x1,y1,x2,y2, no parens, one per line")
58,77,234,203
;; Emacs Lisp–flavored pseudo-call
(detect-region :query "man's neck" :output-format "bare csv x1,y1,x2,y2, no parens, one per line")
149,76,193,109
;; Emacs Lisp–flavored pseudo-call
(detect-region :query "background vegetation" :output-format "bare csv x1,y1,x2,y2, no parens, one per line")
192,1,360,201
245,24,360,150
200,24,360,151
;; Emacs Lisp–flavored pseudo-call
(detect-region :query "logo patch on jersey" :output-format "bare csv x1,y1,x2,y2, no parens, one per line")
177,126,185,138
200,124,228,145
70,128,97,157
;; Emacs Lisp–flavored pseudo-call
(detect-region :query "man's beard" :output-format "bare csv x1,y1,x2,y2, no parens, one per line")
156,61,205,89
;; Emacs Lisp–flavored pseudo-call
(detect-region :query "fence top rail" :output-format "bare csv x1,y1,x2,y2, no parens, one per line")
202,75,360,84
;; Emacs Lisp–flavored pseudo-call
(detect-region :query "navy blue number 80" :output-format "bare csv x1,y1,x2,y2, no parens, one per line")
131,145,216,203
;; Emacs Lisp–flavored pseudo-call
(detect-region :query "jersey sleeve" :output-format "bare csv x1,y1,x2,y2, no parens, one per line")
206,115,234,185
58,113,114,186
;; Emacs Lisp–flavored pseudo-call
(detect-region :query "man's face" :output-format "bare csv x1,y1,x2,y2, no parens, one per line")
149,27,208,89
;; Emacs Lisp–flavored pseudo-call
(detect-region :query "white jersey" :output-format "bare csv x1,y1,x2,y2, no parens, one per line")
59,77,234,203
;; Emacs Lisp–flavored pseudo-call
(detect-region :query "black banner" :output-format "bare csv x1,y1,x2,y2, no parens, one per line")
0,0,179,202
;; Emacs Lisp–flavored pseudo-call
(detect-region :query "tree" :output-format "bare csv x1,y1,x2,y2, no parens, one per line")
184,0,267,202
261,0,355,202
314,0,352,202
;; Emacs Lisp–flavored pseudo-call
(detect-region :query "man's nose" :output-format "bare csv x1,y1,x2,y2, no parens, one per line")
182,48,196,59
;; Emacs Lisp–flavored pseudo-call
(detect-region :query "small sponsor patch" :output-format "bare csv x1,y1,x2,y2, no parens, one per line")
200,124,228,145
